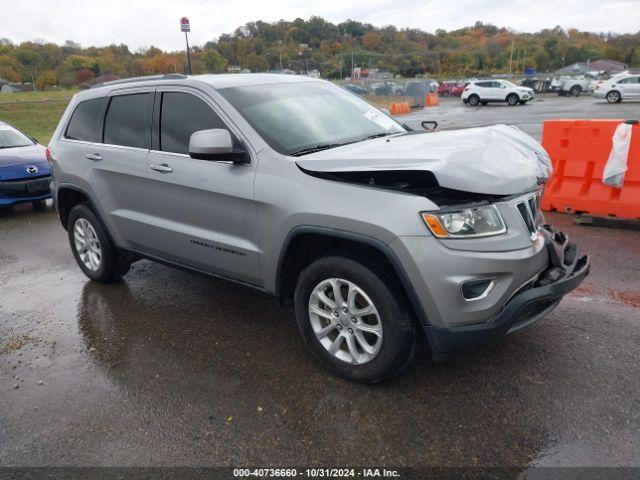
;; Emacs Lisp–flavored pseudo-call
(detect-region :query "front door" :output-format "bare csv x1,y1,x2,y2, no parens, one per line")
144,89,260,285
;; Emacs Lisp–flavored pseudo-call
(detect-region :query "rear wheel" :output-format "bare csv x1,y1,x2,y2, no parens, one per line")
570,85,582,97
507,93,519,106
606,91,621,103
294,254,416,383
67,203,130,283
468,94,480,106
442,91,450,97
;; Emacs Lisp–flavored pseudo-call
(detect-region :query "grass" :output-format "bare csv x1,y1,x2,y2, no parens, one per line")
0,89,76,145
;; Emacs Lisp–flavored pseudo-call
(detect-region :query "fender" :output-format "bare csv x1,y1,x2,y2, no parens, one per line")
275,225,431,328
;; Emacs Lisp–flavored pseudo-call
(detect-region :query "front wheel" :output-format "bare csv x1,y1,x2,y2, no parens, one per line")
294,254,416,383
467,94,480,106
507,93,519,106
67,203,131,283
606,91,621,103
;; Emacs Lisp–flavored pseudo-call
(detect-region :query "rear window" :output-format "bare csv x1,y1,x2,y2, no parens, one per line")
103,93,152,149
65,97,106,142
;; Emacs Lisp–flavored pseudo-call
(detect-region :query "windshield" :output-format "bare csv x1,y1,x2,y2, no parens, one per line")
219,81,405,156
0,124,34,149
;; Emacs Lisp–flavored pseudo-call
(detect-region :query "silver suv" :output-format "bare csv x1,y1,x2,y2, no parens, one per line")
49,74,589,383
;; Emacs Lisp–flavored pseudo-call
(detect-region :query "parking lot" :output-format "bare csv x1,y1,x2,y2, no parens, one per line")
1,94,639,470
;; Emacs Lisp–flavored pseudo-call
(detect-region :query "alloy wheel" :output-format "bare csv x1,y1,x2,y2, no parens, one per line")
308,278,383,365
73,218,102,272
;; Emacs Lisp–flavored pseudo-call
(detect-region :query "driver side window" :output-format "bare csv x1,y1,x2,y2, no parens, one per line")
160,92,229,155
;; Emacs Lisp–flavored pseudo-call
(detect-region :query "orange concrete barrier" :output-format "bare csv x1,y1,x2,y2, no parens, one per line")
541,119,640,219
390,102,411,115
425,93,439,107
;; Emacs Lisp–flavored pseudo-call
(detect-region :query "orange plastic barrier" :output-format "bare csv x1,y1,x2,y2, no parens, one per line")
425,93,439,107
390,102,411,115
541,119,640,219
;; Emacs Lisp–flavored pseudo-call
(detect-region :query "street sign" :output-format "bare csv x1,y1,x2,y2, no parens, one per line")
180,17,190,32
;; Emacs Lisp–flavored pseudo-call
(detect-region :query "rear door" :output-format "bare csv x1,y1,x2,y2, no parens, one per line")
83,88,157,251
621,76,640,98
144,87,260,285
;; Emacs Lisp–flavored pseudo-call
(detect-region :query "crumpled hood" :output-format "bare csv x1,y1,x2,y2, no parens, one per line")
296,124,552,195
0,144,48,168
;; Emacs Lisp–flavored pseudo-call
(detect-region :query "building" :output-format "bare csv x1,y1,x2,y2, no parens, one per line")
555,59,626,76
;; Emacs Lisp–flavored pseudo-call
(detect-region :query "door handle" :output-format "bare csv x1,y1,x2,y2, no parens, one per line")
150,163,173,173
85,153,102,161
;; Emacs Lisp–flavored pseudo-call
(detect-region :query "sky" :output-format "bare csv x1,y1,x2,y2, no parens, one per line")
2,0,639,51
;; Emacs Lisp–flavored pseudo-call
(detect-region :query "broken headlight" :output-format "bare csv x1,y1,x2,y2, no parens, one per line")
421,205,506,238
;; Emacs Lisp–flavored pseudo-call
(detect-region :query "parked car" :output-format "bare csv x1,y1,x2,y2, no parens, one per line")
50,74,589,383
593,74,640,103
342,83,368,95
0,121,52,208
372,81,403,96
462,80,535,106
438,81,465,97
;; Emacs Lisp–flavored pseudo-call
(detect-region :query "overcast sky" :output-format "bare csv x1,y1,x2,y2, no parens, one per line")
3,0,639,51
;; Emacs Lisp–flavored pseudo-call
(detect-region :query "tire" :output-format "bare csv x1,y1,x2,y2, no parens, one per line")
570,85,581,97
606,91,621,103
507,93,519,106
442,91,450,97
294,254,416,383
32,199,47,210
467,94,480,106
67,203,130,283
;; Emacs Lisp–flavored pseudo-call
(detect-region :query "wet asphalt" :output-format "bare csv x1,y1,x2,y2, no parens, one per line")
1,96,640,470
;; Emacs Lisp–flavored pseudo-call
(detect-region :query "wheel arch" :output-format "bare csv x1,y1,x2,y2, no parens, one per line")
275,226,430,327
56,185,94,230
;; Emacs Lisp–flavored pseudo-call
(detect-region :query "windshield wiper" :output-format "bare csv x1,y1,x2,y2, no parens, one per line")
362,132,395,140
290,143,346,157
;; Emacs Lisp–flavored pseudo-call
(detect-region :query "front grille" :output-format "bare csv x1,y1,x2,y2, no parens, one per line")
0,175,51,198
516,191,542,238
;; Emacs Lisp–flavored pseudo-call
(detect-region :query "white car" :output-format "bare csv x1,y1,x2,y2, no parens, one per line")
462,80,534,106
593,74,640,103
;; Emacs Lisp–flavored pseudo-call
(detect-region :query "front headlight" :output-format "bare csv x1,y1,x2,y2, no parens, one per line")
421,205,506,238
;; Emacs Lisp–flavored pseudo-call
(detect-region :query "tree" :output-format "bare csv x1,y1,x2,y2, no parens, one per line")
36,70,57,90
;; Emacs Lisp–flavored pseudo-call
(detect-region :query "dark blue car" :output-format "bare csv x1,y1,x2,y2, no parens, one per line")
0,121,52,207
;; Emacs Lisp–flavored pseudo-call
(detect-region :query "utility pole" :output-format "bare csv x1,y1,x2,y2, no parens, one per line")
508,38,515,76
351,50,354,78
278,40,283,71
180,17,192,74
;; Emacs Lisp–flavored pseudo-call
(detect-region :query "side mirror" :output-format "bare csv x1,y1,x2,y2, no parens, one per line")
421,120,438,132
189,129,249,164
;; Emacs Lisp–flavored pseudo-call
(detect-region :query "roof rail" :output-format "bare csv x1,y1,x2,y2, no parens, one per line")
90,73,188,89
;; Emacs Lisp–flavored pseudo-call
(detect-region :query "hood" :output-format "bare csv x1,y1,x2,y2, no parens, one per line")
295,124,552,195
0,144,48,168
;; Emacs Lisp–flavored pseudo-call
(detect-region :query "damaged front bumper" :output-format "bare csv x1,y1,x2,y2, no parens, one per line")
423,225,590,357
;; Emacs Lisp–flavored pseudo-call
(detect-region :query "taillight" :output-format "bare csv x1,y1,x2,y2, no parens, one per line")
45,147,52,164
